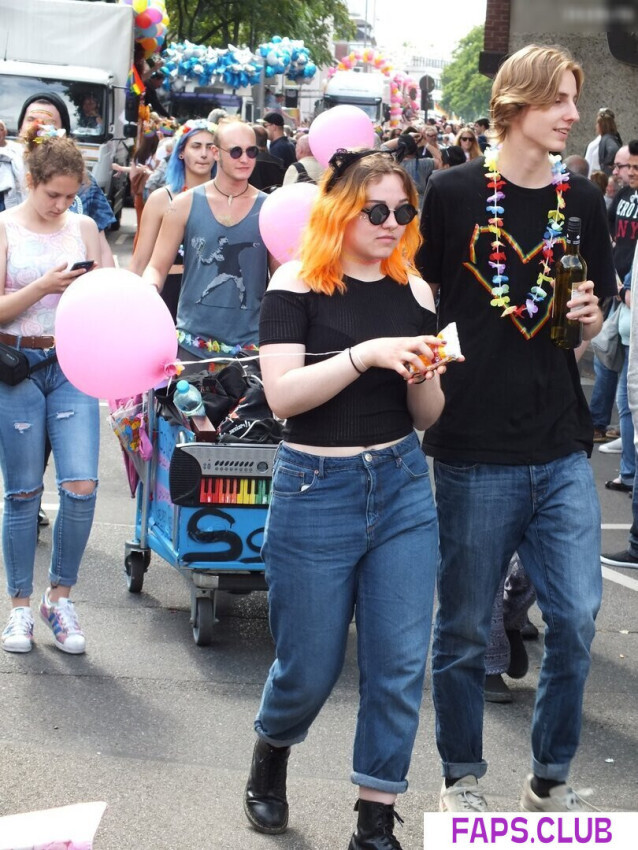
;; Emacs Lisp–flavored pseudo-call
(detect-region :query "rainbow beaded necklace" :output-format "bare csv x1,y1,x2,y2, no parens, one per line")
483,147,570,318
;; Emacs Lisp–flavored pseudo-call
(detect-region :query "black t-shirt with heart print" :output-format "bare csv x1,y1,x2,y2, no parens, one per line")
417,156,617,464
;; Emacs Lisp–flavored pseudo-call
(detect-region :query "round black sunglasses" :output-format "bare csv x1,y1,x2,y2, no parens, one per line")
218,145,259,159
361,202,418,226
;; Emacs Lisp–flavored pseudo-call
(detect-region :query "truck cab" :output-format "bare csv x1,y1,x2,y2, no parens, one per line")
322,70,386,123
0,0,135,224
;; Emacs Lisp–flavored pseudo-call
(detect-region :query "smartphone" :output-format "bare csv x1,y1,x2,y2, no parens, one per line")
70,260,95,272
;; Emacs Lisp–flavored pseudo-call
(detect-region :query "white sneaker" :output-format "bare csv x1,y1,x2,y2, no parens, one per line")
440,775,488,811
599,438,622,454
2,607,34,653
40,592,85,654
520,774,596,811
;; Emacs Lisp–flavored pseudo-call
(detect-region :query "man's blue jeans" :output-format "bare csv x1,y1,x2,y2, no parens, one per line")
255,433,438,794
590,355,618,431
616,345,635,485
0,352,99,598
432,452,601,783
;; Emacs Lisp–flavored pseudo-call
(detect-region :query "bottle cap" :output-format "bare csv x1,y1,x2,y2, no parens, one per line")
176,379,189,392
566,216,581,237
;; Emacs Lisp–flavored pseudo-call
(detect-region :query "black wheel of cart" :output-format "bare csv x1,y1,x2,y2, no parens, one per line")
193,596,215,646
125,551,147,594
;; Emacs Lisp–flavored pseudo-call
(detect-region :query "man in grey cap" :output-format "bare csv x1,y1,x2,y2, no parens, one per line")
263,112,296,169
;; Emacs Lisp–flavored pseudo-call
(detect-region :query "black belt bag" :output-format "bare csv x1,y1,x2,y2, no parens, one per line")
0,341,57,386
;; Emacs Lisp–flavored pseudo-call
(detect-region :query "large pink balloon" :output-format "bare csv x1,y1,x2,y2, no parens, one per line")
259,182,319,264
309,105,376,168
55,268,178,399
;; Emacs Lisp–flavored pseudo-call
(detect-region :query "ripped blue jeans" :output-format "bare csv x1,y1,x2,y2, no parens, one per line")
0,349,99,598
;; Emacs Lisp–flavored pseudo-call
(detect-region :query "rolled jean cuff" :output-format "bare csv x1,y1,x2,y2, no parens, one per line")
442,760,488,781
531,757,570,783
350,771,408,795
254,720,307,749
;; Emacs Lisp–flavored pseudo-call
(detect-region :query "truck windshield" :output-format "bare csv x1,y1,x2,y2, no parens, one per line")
323,96,379,122
0,75,109,141
170,91,242,121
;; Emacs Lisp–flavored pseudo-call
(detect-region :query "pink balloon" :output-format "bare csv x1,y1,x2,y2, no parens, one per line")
55,268,178,399
309,105,376,168
259,183,319,264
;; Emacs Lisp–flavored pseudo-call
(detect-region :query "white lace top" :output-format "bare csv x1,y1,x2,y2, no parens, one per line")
1,214,86,336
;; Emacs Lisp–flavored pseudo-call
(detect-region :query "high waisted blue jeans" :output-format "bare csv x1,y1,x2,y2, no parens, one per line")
432,452,601,783
0,350,99,598
255,432,438,794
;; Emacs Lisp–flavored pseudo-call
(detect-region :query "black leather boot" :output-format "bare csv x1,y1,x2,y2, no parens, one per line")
348,799,405,849
243,738,290,834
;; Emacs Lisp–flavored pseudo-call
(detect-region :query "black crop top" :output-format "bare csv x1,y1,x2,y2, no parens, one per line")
259,275,437,446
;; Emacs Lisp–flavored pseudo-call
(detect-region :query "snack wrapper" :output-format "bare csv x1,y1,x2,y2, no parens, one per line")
408,322,463,374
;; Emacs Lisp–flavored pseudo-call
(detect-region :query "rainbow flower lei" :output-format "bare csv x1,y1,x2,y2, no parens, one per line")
32,124,66,144
176,330,258,356
484,147,570,318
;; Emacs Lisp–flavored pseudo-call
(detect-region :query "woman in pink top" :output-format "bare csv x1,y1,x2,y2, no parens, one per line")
0,123,100,655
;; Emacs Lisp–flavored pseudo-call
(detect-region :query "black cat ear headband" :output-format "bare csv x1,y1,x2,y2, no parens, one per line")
325,148,396,192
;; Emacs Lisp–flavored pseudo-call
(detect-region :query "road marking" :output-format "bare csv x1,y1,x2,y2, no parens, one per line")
115,234,127,244
602,565,638,590
602,523,631,530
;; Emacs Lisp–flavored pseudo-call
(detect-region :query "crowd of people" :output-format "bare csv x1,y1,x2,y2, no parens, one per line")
0,39,630,850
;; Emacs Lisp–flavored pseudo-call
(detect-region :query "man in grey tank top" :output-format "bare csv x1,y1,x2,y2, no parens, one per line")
143,119,276,357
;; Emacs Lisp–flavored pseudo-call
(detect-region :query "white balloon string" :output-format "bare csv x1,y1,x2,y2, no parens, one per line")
171,350,346,370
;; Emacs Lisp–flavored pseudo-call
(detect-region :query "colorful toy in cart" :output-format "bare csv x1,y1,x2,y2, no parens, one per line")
122,360,281,646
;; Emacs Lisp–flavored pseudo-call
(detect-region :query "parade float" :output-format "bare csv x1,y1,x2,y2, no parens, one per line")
0,0,136,219
157,36,317,121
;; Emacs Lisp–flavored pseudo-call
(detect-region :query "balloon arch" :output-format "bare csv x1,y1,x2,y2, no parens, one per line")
328,48,419,127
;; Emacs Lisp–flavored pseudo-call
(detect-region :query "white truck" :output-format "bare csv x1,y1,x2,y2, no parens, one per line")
0,0,135,223
322,70,387,123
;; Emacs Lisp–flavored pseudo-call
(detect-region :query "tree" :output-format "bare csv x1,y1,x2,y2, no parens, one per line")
440,25,492,123
165,0,354,68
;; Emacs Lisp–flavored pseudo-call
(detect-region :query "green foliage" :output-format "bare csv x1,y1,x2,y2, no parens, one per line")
440,25,492,122
165,0,354,68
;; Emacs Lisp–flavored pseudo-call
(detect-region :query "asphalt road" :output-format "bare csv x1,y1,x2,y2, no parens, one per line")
0,209,636,849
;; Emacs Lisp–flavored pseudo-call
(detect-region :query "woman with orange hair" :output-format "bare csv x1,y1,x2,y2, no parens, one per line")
243,149,446,849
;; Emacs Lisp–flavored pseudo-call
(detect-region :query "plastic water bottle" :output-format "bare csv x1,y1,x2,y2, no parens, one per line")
173,380,205,417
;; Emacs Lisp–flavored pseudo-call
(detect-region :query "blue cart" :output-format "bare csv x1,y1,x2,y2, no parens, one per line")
123,388,276,645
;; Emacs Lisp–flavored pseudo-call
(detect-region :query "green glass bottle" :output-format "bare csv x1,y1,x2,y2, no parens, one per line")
551,216,587,350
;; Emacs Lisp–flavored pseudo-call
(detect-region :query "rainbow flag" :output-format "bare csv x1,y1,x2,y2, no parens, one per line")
126,64,146,96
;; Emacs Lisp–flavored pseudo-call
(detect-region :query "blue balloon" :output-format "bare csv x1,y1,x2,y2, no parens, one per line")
272,35,282,43
265,65,275,77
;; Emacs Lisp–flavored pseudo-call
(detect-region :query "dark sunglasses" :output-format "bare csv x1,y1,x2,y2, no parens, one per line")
361,202,418,226
460,136,474,141
218,145,259,159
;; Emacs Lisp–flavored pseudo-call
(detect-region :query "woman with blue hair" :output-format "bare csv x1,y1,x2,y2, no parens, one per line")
129,119,216,319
